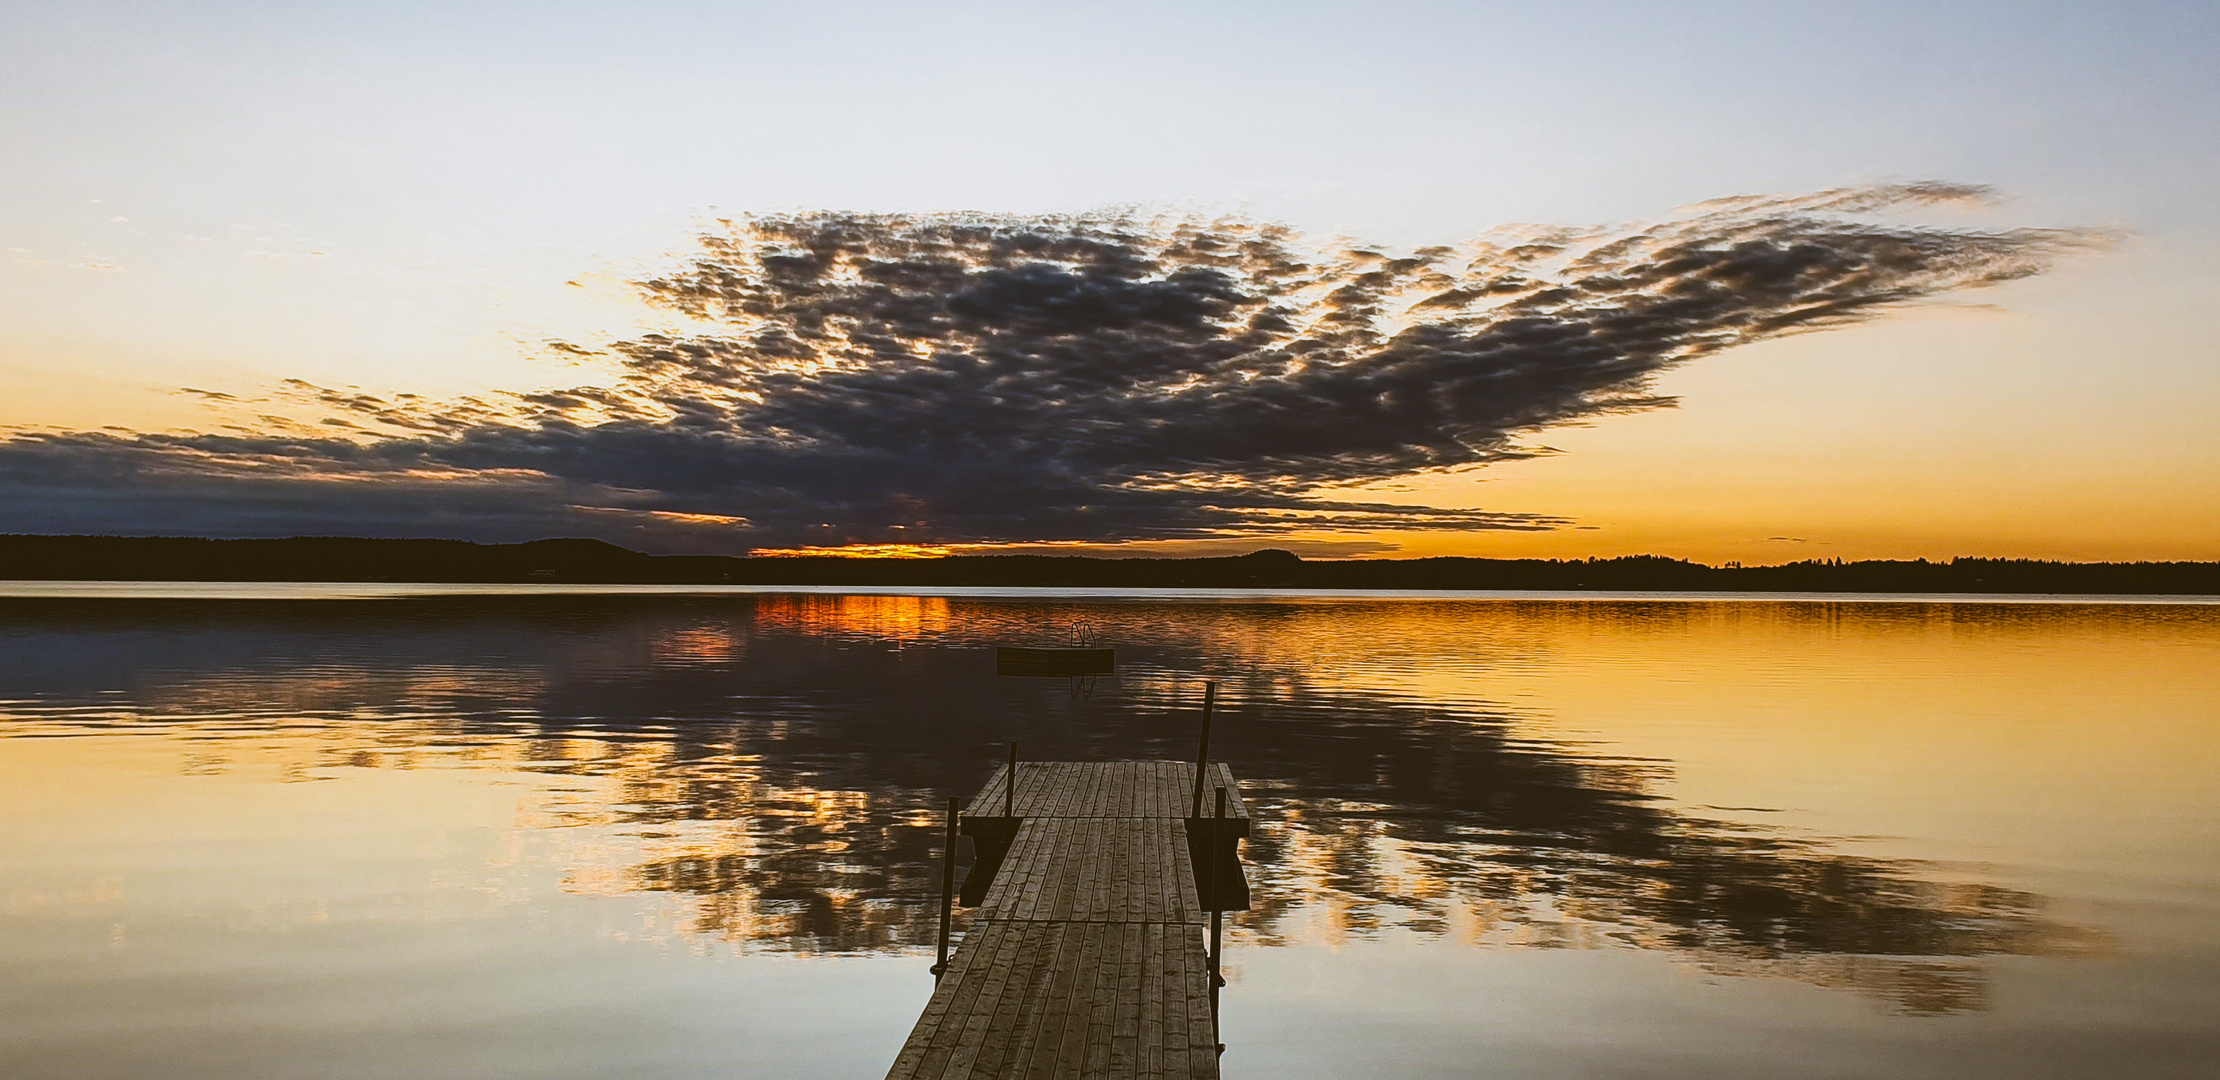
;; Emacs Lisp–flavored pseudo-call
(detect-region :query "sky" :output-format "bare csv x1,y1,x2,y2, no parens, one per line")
2,0,2216,561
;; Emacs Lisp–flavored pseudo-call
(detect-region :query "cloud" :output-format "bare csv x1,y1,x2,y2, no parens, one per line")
0,184,2106,552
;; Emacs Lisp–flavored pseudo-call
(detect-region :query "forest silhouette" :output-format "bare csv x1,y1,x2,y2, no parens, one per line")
3,535,2215,594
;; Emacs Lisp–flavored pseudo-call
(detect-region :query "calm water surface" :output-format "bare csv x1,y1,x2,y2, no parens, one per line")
2,587,2216,1079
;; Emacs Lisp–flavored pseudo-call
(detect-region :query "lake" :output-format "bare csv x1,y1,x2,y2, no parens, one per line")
2,586,2216,1079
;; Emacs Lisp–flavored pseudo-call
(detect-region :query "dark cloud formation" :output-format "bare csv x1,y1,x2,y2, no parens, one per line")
0,184,2103,551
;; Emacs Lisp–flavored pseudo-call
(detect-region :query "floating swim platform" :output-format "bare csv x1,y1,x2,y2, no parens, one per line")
995,647,1118,678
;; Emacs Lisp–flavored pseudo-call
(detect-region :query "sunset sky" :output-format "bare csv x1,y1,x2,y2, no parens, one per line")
3,1,2215,562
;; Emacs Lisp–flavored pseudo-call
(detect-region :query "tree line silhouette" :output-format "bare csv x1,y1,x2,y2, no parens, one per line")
4,535,2216,593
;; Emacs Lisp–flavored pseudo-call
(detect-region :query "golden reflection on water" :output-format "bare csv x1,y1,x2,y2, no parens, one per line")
3,594,2215,1022
749,594,955,641
2,717,949,959
1237,790,2110,1015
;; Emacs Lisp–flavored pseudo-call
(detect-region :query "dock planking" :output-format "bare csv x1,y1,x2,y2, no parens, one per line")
964,761,1249,832
888,760,1247,1080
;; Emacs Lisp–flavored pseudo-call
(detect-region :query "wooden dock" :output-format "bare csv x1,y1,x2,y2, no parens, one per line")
887,760,1250,1080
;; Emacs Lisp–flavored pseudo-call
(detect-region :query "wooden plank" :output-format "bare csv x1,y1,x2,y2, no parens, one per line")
1010,915,1081,1079
1182,923,1214,1075
1163,923,1190,1080
1140,922,1165,1079
1082,924,1115,1079
978,923,1055,1079
1057,922,1108,1080
1110,921,1140,1077
979,819,1205,925
910,924,1001,1080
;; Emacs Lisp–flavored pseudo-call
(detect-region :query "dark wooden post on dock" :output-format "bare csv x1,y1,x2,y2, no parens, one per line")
932,796,957,981
1005,742,1017,818
1189,681,1217,819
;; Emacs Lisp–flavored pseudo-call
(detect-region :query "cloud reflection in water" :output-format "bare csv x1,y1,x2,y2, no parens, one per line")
0,593,2114,1013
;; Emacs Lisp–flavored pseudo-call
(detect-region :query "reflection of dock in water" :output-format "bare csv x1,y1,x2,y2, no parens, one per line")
888,760,1249,1080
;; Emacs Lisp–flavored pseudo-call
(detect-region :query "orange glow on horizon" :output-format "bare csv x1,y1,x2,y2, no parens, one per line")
746,543,958,558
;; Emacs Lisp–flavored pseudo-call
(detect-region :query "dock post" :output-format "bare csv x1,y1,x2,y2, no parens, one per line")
1006,742,1018,818
1189,681,1217,819
932,796,958,981
1210,784,1227,1054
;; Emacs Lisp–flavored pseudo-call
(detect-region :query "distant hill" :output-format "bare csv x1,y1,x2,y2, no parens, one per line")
1,535,2216,594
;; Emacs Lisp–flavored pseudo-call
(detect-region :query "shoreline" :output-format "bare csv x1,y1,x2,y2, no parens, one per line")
4,579,2217,604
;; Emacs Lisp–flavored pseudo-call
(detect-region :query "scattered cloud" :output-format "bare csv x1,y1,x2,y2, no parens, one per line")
0,184,2106,553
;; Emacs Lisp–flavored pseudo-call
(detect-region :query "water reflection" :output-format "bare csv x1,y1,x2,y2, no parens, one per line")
3,593,2192,1014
